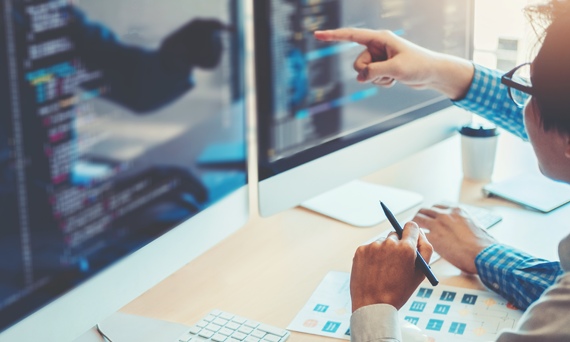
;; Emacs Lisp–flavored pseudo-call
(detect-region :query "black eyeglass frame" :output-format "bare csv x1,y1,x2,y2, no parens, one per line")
501,63,536,107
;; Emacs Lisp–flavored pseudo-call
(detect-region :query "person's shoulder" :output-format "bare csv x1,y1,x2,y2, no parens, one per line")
559,233,570,272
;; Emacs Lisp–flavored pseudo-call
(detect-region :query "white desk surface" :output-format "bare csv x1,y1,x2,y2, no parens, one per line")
120,132,568,342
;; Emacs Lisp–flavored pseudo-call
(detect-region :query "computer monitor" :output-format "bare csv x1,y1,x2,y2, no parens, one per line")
254,0,473,225
0,1,247,341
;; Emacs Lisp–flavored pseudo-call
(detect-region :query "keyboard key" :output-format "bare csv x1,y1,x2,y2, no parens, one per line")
228,338,241,342
226,322,241,330
257,325,287,337
232,317,247,325
214,318,229,326
220,313,235,320
206,323,222,332
219,328,234,336
204,315,216,322
238,326,253,335
244,320,260,328
211,310,223,316
199,330,215,339
190,338,208,342
196,321,208,328
245,337,260,342
189,326,202,335
250,331,265,339
179,333,193,342
212,333,227,342
263,335,280,342
231,332,247,341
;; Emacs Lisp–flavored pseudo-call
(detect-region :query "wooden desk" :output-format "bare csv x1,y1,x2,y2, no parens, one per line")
120,132,569,342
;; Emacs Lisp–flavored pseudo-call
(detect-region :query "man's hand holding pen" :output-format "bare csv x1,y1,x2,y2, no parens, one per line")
350,222,434,312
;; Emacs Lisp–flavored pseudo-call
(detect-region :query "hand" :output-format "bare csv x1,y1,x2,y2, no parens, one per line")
412,205,497,274
160,19,226,72
314,28,474,100
350,222,433,312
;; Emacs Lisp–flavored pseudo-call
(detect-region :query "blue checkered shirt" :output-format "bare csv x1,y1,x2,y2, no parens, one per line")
453,64,564,310
454,64,529,140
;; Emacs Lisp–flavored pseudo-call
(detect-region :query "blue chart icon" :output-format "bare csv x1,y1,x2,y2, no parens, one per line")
417,288,433,298
434,304,450,315
322,321,341,333
410,302,427,312
462,294,478,305
449,322,467,335
426,319,444,331
404,317,419,325
440,291,456,302
314,304,329,313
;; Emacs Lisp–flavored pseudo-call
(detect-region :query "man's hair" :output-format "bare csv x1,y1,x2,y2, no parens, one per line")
525,0,570,135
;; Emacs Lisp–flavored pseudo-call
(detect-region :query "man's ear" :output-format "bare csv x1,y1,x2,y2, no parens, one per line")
565,134,570,159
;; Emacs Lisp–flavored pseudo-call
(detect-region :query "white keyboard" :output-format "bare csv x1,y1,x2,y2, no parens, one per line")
178,310,291,342
363,203,502,264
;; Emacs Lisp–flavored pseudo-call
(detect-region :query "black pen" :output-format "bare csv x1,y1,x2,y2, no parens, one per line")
380,201,439,286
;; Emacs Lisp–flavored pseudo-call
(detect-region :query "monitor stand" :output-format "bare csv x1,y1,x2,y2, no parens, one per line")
74,312,189,342
301,180,423,227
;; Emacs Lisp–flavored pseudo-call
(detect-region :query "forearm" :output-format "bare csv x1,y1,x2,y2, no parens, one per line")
476,244,563,310
429,53,475,101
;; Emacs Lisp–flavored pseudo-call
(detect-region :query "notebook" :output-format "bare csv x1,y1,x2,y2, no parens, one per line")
483,173,570,213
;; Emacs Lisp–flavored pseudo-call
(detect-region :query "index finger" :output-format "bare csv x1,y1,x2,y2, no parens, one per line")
401,221,420,249
315,28,379,45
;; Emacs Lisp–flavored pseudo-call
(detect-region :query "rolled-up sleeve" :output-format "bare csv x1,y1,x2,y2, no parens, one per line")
453,64,528,141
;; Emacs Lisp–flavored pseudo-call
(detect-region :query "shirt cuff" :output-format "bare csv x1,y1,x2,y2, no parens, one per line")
350,304,401,342
452,62,481,105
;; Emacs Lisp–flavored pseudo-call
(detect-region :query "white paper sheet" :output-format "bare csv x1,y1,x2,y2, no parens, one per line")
287,271,524,342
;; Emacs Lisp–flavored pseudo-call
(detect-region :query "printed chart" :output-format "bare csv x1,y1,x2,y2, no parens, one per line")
288,271,524,342
401,285,524,342
287,271,352,340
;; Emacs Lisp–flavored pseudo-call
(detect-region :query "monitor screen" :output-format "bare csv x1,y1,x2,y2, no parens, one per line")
255,0,472,178
0,0,245,332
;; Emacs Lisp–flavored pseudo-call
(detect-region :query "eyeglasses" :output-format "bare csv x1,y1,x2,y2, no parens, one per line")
501,63,535,107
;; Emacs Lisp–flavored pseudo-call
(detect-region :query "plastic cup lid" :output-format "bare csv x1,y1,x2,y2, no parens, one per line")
459,124,499,137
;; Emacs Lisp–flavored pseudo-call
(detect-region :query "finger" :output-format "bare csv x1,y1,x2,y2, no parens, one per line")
358,60,399,83
401,221,420,249
354,49,372,73
418,207,444,219
433,204,450,209
411,213,433,228
387,231,400,242
373,78,397,88
417,227,434,262
314,28,381,45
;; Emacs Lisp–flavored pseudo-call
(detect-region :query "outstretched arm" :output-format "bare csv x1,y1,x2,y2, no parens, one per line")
72,8,224,113
315,29,528,140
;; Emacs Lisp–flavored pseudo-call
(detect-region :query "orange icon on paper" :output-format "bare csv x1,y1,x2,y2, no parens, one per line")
473,327,487,337
484,298,497,307
336,308,348,316
427,338,436,342
303,319,318,328
458,309,470,316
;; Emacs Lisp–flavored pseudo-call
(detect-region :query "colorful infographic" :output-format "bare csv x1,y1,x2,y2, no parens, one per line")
401,285,524,341
288,271,524,342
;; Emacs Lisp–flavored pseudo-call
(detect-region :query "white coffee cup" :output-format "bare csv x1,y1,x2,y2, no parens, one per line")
459,124,500,181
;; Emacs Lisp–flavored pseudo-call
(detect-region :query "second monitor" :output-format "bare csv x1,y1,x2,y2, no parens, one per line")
255,0,473,225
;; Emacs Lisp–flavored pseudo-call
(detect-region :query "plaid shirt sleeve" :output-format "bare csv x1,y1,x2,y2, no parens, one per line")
475,244,564,310
453,64,529,141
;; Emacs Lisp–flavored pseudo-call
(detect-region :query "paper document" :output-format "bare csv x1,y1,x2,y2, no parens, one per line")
288,271,524,342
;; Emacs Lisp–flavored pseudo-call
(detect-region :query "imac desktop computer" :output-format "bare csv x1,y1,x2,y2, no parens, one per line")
0,0,248,341
254,0,474,226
